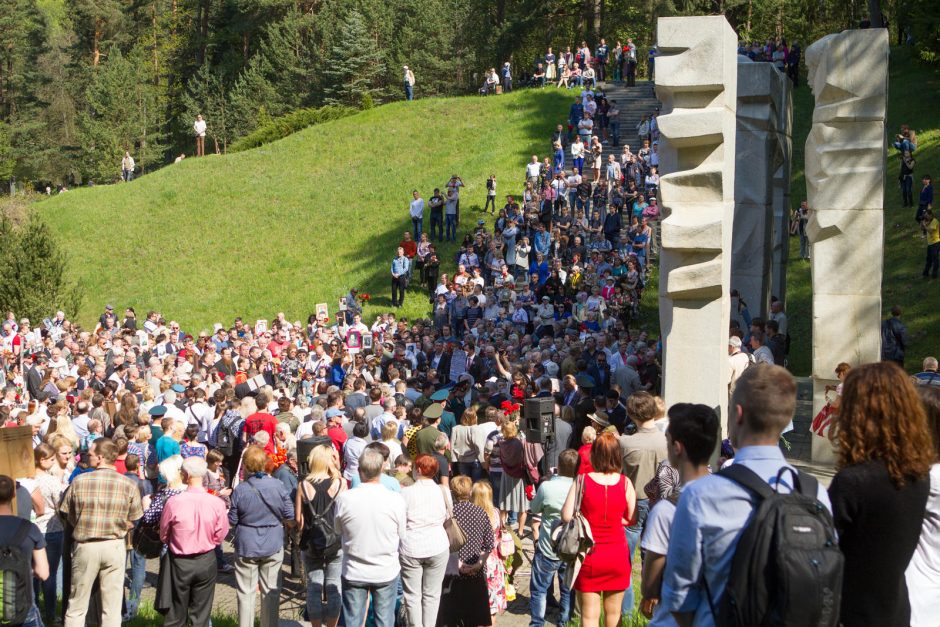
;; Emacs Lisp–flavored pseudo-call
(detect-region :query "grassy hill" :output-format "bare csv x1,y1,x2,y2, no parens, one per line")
786,46,940,374
38,90,571,331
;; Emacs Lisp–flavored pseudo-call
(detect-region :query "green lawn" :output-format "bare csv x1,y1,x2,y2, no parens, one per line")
785,46,940,375
38,90,571,331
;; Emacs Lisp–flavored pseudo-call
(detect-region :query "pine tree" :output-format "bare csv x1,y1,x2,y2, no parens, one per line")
0,216,82,322
321,9,386,108
79,46,166,180
181,64,233,154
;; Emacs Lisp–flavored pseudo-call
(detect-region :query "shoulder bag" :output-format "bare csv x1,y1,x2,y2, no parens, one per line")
441,486,467,552
551,474,594,563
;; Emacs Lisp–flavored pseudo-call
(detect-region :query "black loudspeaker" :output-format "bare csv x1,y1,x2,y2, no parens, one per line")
524,397,555,444
296,435,334,476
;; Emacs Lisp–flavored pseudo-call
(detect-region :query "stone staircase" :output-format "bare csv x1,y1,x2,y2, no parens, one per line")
557,80,660,173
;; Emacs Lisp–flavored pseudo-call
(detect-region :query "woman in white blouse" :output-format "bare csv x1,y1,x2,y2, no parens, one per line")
400,454,451,627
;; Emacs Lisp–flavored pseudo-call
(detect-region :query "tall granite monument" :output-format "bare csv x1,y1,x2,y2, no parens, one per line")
771,75,793,305
731,59,790,318
656,15,737,435
805,28,888,462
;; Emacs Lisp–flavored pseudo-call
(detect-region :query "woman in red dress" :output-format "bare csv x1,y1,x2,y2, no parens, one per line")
561,431,637,627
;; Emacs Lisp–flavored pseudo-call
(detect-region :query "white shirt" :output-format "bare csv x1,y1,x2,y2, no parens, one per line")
526,162,541,178
193,119,207,136
186,402,213,442
770,311,788,336
334,482,406,582
906,464,940,626
571,142,585,158
399,479,449,558
641,498,680,627
409,198,425,219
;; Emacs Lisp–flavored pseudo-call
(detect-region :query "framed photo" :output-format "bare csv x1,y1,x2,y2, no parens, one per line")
362,334,373,350
315,303,329,320
338,297,348,312
346,330,362,354
255,319,268,336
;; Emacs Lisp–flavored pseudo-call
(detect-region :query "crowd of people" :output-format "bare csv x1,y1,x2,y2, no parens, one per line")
479,40,657,95
2,34,938,627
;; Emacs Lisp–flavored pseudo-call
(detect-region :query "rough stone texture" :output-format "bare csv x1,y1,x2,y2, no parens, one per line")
731,59,788,318
805,28,888,462
771,76,793,304
656,15,737,437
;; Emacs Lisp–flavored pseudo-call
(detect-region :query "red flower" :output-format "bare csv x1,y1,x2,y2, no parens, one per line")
525,484,535,501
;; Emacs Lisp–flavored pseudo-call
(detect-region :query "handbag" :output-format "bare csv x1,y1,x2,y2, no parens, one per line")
441,487,467,553
551,474,594,563
132,521,163,559
811,401,835,439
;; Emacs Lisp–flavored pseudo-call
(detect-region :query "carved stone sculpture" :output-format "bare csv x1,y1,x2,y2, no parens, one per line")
771,77,793,304
656,15,737,435
805,28,888,462
731,59,788,318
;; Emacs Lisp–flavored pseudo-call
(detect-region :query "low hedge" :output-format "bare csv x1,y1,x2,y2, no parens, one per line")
230,105,355,152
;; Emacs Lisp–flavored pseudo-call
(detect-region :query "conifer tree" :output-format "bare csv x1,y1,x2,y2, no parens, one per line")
321,9,386,108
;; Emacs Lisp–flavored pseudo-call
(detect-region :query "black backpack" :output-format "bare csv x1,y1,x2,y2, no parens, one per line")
300,480,341,564
215,412,241,457
0,519,35,625
710,465,843,627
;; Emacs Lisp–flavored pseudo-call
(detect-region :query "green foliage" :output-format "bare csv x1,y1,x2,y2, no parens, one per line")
79,47,166,181
321,9,386,108
0,215,82,321
181,64,233,155
229,105,355,152
0,123,14,183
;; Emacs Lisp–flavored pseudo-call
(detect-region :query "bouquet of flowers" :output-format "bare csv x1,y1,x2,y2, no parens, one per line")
500,400,521,419
357,292,371,305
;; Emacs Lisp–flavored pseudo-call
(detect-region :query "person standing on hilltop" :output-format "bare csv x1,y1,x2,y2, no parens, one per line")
403,65,416,101
391,247,411,308
121,151,135,182
193,114,207,157
410,190,425,239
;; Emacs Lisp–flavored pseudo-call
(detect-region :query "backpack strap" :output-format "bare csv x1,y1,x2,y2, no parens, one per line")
718,463,775,500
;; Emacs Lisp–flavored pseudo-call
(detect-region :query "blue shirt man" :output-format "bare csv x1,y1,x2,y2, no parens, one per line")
391,247,411,308
529,450,579,627
662,364,832,627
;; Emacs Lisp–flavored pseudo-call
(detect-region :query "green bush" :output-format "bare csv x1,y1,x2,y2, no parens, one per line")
230,106,355,152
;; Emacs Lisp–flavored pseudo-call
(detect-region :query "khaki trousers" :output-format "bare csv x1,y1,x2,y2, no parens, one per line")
64,538,127,627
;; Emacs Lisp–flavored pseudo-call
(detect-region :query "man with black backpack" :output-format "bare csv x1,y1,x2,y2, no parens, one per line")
661,364,841,627
0,474,49,627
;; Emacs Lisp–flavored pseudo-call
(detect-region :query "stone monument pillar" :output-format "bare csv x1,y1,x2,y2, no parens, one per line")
805,29,888,463
731,59,787,319
656,15,737,436
771,77,793,304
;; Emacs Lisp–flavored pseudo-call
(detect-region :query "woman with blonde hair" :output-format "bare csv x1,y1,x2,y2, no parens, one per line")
470,480,506,616
496,420,528,535
45,401,79,450
296,444,344,627
437,476,495,627
829,362,933,627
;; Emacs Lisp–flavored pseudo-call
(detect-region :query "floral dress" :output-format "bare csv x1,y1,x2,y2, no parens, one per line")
484,511,507,615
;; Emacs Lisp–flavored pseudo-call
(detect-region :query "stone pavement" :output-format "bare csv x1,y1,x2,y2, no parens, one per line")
138,538,540,627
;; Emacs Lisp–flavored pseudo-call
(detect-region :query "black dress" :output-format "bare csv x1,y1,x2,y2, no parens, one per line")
828,459,929,627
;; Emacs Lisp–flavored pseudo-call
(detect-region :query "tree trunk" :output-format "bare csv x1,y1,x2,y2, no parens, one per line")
746,0,752,37
198,0,210,65
593,0,603,43
93,19,102,66
868,0,884,27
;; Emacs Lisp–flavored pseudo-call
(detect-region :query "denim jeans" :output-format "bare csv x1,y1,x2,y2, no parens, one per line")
22,604,44,627
529,550,570,627
306,551,343,623
412,217,423,239
430,212,443,240
621,498,651,615
341,576,399,627
445,214,457,241
457,460,483,481
124,547,147,619
489,470,503,506
404,82,414,101
36,530,63,620
573,157,584,176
